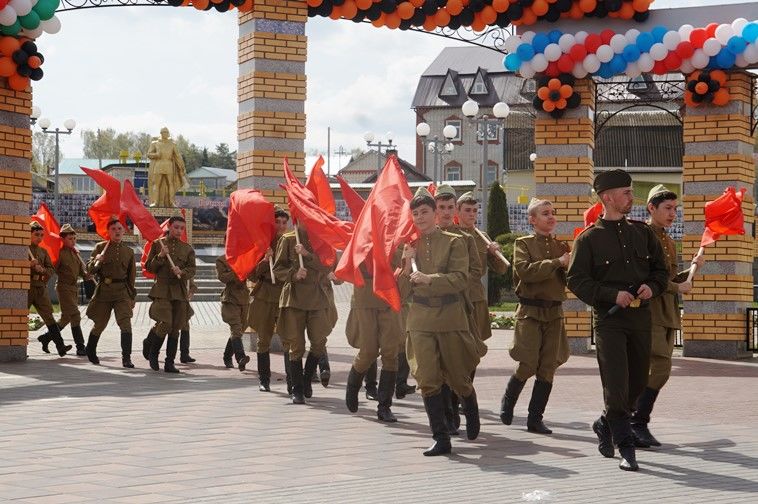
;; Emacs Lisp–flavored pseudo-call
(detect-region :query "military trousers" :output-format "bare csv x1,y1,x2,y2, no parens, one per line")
278,307,330,361
248,298,279,353
511,316,566,383
28,285,55,326
407,330,479,398
149,299,188,338
87,298,133,335
56,285,81,328
221,302,248,340
346,306,403,374
648,324,676,391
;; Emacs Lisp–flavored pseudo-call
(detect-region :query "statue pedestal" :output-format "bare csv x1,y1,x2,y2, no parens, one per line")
147,207,194,244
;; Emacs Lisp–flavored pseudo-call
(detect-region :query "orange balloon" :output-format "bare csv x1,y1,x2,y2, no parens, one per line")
372,13,386,27
356,0,372,8
423,16,437,31
27,56,42,69
238,0,254,11
435,9,451,27
632,0,650,12
0,37,20,58
548,78,561,91
543,100,556,113
556,98,567,110
329,5,342,19
711,70,727,87
579,0,596,14
537,87,550,100
386,11,402,29
689,70,701,81
0,57,15,78
619,1,634,18
8,74,29,91
410,0,424,6
712,88,730,106
568,3,583,19
342,0,358,18
306,0,322,7
684,92,697,107
520,7,537,25
532,0,548,16
492,0,509,13
694,82,708,95
447,0,463,15
480,6,497,24
471,13,486,32
559,84,573,98
397,2,414,19
192,0,209,10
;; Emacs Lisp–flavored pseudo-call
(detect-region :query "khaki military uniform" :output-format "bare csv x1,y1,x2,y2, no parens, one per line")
273,228,333,361
145,236,196,338
216,256,252,340
466,227,509,341
249,236,284,353
28,244,56,326
399,229,480,398
55,247,86,329
440,225,484,345
511,234,570,383
86,240,136,334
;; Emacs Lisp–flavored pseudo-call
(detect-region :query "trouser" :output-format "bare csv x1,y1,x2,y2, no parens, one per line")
149,299,188,337
249,298,279,353
348,306,402,374
647,324,676,391
88,298,134,335
221,302,247,340
407,330,478,398
28,285,55,326
56,285,81,329
278,307,330,361
511,317,563,383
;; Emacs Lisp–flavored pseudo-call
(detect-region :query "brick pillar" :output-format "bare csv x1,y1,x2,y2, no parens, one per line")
238,0,307,205
534,78,595,354
681,71,754,360
0,79,32,362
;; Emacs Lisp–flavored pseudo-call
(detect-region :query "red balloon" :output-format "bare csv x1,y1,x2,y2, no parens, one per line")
557,54,574,73
569,44,588,62
600,29,615,44
585,33,602,53
705,22,718,38
652,60,667,74
544,61,560,77
689,28,707,48
675,41,694,59
663,52,682,71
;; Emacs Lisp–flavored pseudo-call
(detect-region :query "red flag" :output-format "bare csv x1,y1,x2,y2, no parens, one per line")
427,183,437,196
305,155,336,215
700,187,746,247
282,158,354,266
81,166,123,239
121,179,163,242
225,189,275,281
31,202,62,265
336,175,365,220
574,201,604,238
335,156,417,311
140,215,188,280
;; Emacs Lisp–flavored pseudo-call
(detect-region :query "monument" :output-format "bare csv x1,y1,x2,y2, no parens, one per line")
147,127,188,208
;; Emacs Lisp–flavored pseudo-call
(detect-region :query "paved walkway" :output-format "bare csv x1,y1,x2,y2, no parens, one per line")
4,286,758,503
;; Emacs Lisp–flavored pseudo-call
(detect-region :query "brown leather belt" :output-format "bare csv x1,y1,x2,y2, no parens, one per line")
518,297,562,308
412,294,459,307
103,278,126,285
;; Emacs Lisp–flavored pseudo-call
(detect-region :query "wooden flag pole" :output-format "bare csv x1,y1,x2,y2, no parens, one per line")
685,246,705,283
294,224,305,269
473,227,511,268
269,256,276,284
93,241,110,268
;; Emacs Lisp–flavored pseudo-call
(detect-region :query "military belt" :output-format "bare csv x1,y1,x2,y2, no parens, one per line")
102,277,127,285
412,294,459,307
518,297,562,308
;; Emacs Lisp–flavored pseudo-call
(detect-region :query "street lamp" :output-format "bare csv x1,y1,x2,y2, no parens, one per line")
462,99,510,230
364,131,396,175
36,109,76,215
416,122,457,183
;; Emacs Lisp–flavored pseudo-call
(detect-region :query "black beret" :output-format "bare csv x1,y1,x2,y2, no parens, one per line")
593,169,632,194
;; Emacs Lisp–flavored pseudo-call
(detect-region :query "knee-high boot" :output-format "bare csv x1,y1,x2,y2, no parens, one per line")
180,330,195,363
377,370,397,423
86,332,101,365
164,335,180,373
422,392,452,456
257,352,271,392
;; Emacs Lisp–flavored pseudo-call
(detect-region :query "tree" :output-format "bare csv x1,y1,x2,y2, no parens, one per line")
207,143,236,171
486,181,513,305
32,131,62,178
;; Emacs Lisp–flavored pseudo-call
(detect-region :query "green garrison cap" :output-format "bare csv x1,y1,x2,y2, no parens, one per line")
30,221,43,231
456,191,476,204
414,186,432,198
59,223,76,236
593,169,632,194
646,184,672,204
434,184,456,199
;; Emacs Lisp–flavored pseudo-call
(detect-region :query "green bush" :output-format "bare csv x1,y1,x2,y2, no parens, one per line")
489,312,515,329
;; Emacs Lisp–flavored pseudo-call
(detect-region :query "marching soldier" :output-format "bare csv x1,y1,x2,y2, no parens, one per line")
85,218,137,367
248,208,289,391
53,224,91,356
273,222,333,404
567,170,668,471
631,185,704,447
143,216,196,373
216,254,252,372
399,188,481,456
29,221,71,357
499,198,570,435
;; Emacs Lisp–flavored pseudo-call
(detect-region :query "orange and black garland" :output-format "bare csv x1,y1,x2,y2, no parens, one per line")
533,74,581,118
684,70,730,107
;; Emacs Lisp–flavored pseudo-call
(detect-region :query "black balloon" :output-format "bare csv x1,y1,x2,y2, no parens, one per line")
605,0,622,12
495,12,510,27
561,74,576,86
707,80,720,93
537,75,551,88
213,0,232,11
167,0,183,6
16,63,30,77
686,80,697,92
30,68,43,81
469,0,484,12
544,6,560,22
507,4,523,20
422,1,437,15
448,16,461,30
436,0,448,7
593,3,607,17
411,8,425,25
352,12,366,22
308,6,319,17
692,92,704,103
550,109,565,119
399,19,412,30
519,0,534,7
230,0,246,6
633,10,649,22
12,50,27,65
21,41,36,54
567,93,581,108
549,90,561,101
380,0,395,13
555,0,571,12
533,96,542,109
459,8,474,25
333,0,345,6
367,4,382,20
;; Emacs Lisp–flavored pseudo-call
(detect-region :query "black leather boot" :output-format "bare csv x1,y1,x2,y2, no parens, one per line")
257,352,271,392
500,375,525,425
37,330,51,353
49,325,72,357
364,360,378,401
86,332,101,365
231,338,249,372
377,370,397,423
164,335,180,373
284,351,292,395
142,329,157,360
450,390,461,430
423,392,452,456
149,333,166,371
71,326,86,356
609,417,639,470
223,338,234,368
631,387,661,447
592,415,615,458
461,390,480,440
289,358,305,404
303,353,319,399
121,331,134,368
618,444,639,471
318,353,331,387
395,352,416,399
345,366,364,413
527,380,553,435
180,330,196,363
440,384,459,436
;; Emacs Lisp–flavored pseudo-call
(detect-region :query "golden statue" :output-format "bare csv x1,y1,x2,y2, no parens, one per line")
147,127,188,207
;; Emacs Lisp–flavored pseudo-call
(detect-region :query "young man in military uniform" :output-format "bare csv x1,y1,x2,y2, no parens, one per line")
248,208,289,391
216,254,252,372
144,216,196,373
86,218,137,367
399,189,481,456
631,185,704,447
273,222,333,404
53,224,91,356
29,221,71,357
499,198,571,435
567,170,668,471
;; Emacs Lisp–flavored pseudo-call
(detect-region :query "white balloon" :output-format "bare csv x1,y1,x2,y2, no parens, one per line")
637,53,655,72
649,43,667,61
0,7,17,26
625,29,640,45
732,18,748,37
574,31,588,45
702,38,722,57
610,34,626,53
583,54,601,73
572,62,588,79
20,25,42,39
679,60,695,74
9,0,32,17
30,0,38,5
520,61,536,79
40,16,61,34
744,43,758,64
714,24,734,45
735,54,748,68
544,43,562,62
662,31,681,51
678,24,694,41
504,35,521,53
625,62,642,78
558,33,575,53
691,49,710,69
531,53,549,72
521,31,536,44
596,45,614,63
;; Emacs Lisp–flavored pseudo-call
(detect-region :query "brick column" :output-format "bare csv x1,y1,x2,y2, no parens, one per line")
0,79,32,362
534,78,595,354
681,71,754,360
238,0,307,206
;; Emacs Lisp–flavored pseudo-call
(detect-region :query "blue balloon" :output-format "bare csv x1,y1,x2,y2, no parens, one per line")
609,54,626,74
532,33,550,53
636,32,654,52
504,53,522,72
622,45,641,62
743,22,758,43
727,35,748,54
516,43,535,61
715,48,736,68
651,26,667,43
597,62,614,79
548,29,562,43
707,56,718,69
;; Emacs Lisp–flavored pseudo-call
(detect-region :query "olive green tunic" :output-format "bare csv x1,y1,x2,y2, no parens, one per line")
28,244,56,326
216,256,252,340
145,236,196,338
440,224,484,344
249,236,284,353
86,240,136,334
464,227,509,341
55,247,86,329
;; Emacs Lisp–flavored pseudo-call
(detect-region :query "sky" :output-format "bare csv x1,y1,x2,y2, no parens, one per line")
33,0,745,173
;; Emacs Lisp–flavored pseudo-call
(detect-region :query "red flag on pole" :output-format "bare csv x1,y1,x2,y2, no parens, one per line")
700,187,746,247
140,215,188,280
81,166,123,239
31,202,62,265
305,155,336,215
335,156,417,311
573,201,604,238
121,179,163,242
335,175,365,221
225,189,276,281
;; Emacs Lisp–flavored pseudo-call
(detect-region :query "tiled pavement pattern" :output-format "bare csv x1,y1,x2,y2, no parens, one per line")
4,284,758,503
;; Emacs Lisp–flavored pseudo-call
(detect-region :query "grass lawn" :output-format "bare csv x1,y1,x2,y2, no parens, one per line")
490,301,518,312
29,304,60,314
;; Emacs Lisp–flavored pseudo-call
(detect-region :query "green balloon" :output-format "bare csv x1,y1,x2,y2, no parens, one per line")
34,0,60,21
0,21,21,37
19,11,41,30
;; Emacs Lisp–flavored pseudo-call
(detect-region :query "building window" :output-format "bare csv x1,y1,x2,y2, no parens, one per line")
470,69,488,95
440,72,458,97
481,162,497,184
444,119,462,141
445,165,461,181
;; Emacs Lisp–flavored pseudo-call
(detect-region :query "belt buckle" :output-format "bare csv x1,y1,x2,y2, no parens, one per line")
629,298,641,308
104,278,112,285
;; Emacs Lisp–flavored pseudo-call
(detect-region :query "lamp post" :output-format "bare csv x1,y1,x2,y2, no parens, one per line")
415,122,456,184
36,112,76,215
462,99,510,230
363,131,396,175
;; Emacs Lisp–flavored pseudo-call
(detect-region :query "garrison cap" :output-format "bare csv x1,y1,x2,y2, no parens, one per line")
456,191,477,204
30,221,43,231
434,184,456,199
59,223,76,236
593,169,632,194
413,186,432,198
646,184,673,204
